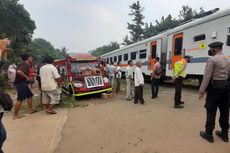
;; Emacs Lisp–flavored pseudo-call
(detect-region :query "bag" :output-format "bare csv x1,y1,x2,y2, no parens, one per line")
0,90,14,111
155,66,162,75
7,68,16,83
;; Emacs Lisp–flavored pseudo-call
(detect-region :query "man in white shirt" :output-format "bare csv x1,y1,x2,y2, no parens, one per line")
126,60,134,100
114,61,122,93
134,61,145,104
108,62,116,90
105,61,110,77
40,57,61,114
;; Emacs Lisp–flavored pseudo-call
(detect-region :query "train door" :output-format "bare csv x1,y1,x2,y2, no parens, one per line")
172,33,183,69
149,39,161,70
149,41,157,70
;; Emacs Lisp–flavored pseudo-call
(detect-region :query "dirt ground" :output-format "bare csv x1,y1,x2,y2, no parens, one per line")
2,86,68,153
54,86,230,153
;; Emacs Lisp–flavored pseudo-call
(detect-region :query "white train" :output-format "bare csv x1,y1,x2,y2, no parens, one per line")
101,8,230,82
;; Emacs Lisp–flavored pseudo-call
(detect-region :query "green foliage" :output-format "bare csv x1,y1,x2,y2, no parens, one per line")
90,41,120,56
0,0,36,48
154,15,180,34
178,5,205,22
4,38,67,65
122,35,133,46
179,5,196,22
125,1,145,44
22,38,67,63
0,70,6,90
143,5,206,39
59,94,89,108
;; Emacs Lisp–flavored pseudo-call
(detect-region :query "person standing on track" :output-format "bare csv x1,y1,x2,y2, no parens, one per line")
199,42,230,143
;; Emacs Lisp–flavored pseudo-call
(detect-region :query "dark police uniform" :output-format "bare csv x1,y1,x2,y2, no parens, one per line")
199,42,230,142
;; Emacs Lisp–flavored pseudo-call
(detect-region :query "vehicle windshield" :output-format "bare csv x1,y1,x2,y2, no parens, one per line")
71,61,99,75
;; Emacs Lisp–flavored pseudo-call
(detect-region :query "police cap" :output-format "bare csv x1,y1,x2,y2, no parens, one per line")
208,41,223,48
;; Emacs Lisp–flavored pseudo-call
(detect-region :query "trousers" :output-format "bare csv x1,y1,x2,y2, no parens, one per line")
204,83,229,134
114,78,121,93
0,113,6,153
134,86,145,104
126,79,134,99
174,77,183,106
151,78,160,97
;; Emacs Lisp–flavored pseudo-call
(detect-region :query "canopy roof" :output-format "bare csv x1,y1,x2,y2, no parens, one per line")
68,53,97,61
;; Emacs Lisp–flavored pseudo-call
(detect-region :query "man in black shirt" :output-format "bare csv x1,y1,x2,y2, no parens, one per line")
14,54,36,119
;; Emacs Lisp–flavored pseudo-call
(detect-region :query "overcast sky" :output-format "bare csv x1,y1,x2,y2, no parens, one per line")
19,0,230,52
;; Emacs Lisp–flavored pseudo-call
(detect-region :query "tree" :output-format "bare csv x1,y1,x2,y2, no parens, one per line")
0,0,36,65
0,0,36,47
90,41,120,56
60,46,68,55
122,35,132,46
125,1,145,44
154,15,180,33
20,38,66,63
179,5,197,22
143,15,180,39
143,23,156,39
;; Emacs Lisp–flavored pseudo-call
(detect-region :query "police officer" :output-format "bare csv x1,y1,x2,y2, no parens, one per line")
199,42,230,143
173,56,190,108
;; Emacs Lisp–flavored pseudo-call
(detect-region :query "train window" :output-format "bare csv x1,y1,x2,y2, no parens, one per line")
152,45,157,59
131,52,136,60
118,55,122,62
227,35,230,46
107,58,109,63
139,49,147,59
114,56,117,62
194,34,206,42
174,37,183,55
110,57,113,63
124,54,128,61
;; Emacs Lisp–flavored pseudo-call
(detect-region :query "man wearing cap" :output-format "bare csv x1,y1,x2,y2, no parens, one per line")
173,56,190,108
199,41,230,143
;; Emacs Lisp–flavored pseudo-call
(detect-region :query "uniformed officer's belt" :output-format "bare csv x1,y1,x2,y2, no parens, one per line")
211,80,228,86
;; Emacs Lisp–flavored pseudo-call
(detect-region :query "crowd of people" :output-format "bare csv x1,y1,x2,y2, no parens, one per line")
0,39,229,152
12,54,62,119
104,57,162,104
104,41,229,143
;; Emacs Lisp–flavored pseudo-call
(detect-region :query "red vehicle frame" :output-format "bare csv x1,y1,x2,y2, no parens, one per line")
54,53,112,97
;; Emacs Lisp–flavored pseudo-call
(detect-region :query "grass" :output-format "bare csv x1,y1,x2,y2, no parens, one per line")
59,94,89,108
7,77,197,114
18,93,89,115
5,87,89,115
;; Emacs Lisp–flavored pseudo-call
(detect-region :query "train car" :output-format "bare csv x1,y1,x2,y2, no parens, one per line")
101,8,230,83
101,32,168,80
54,53,112,97
166,8,230,82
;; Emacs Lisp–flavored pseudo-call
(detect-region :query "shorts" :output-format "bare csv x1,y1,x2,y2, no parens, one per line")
15,83,33,101
42,89,61,105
